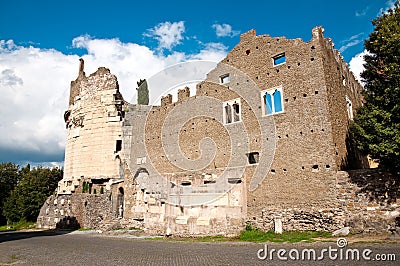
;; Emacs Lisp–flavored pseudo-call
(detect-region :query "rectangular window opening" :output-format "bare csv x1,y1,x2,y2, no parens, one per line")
346,96,354,120
233,103,240,122
273,53,286,66
247,152,260,164
181,180,191,186
220,74,230,84
115,140,122,152
228,177,242,184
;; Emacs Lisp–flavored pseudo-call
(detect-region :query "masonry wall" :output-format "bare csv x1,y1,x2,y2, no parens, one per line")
37,193,114,230
251,169,400,233
209,28,350,224
319,30,366,170
122,96,248,236
38,27,390,236
59,66,124,194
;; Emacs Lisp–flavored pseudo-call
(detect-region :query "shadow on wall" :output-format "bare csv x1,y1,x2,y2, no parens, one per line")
341,133,370,170
348,169,399,204
56,216,80,230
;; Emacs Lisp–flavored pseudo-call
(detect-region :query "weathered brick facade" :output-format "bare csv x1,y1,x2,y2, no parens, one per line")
37,27,399,236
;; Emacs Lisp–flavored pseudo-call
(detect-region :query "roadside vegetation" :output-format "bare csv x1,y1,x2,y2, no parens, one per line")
0,220,36,232
350,3,400,179
0,162,62,229
159,225,333,243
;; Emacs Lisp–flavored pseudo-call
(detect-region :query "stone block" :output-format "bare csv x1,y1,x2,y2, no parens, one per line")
196,217,210,226
176,216,189,225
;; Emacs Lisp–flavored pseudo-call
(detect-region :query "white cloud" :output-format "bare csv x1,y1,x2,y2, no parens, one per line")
339,39,363,53
0,41,77,164
0,33,228,164
0,69,23,86
189,42,228,61
339,33,364,53
378,0,397,15
349,50,370,83
212,23,240,38
355,6,370,17
144,21,185,51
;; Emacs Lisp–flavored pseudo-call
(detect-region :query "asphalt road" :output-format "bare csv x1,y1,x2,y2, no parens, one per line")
0,230,399,265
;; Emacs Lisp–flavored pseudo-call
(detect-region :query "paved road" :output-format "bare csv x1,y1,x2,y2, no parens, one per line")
0,230,399,265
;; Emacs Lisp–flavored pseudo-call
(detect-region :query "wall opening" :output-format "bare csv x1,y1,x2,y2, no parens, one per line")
228,177,242,184
116,140,122,152
220,74,230,84
223,99,241,124
247,152,260,164
181,181,191,186
233,103,240,122
273,53,286,66
117,187,124,217
346,96,354,120
262,86,284,115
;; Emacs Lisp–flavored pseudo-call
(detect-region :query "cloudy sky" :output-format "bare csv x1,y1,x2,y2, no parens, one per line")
0,0,395,167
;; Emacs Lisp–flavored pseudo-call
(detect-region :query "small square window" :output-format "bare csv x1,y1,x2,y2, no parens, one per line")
247,152,259,164
273,53,286,66
220,74,230,84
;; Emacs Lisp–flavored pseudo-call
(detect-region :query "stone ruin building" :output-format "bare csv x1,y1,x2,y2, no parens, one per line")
37,27,400,236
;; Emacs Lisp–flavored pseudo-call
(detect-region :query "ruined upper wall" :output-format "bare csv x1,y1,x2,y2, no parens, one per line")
60,60,125,194
69,59,122,106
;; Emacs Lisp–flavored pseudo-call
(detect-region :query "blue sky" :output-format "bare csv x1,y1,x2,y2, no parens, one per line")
0,0,395,166
1,0,393,60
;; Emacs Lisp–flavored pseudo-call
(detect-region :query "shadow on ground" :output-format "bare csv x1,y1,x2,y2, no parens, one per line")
0,229,74,243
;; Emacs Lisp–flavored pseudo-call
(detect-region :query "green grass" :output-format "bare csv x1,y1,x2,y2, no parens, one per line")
77,227,94,231
237,229,332,243
183,235,230,242
154,229,333,243
0,224,14,231
0,220,36,231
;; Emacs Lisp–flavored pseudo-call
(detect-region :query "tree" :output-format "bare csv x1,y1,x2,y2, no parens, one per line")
350,3,400,177
0,163,21,225
136,79,149,105
3,166,63,223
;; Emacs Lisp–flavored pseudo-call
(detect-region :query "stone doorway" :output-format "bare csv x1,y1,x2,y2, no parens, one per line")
117,187,124,217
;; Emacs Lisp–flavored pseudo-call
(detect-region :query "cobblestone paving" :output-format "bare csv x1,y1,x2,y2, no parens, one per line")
0,230,398,265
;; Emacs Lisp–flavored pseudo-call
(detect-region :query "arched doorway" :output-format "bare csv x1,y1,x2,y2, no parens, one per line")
117,187,124,217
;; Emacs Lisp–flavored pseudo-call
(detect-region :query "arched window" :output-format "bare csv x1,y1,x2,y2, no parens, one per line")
273,89,283,113
223,99,241,124
262,86,284,116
